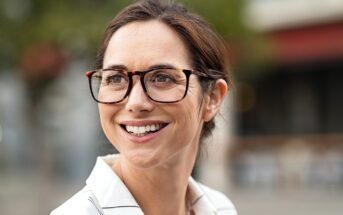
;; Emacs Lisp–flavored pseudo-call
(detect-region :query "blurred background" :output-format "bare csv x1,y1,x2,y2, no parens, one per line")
0,0,343,214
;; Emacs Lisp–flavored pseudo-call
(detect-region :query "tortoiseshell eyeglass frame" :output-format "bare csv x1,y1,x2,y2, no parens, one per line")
85,67,217,104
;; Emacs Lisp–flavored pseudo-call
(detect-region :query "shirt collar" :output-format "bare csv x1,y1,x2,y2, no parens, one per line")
86,154,217,215
188,177,218,215
86,154,142,213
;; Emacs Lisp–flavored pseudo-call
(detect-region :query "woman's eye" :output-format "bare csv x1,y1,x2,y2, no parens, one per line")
152,73,175,83
105,74,125,84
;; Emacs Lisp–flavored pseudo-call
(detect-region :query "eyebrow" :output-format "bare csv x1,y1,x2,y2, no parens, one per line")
104,63,177,72
148,63,176,70
104,64,128,71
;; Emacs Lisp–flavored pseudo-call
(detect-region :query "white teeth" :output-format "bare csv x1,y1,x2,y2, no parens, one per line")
151,124,156,131
138,127,145,133
133,126,139,134
125,123,165,135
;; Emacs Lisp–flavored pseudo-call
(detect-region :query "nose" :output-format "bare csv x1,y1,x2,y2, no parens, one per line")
125,79,154,113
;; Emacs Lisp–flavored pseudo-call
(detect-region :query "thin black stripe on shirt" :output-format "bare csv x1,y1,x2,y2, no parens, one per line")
102,205,140,210
191,194,205,207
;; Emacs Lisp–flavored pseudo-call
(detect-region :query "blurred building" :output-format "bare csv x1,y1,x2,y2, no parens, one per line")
231,0,343,190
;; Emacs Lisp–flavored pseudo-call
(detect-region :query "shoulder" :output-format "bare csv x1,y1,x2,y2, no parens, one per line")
50,187,104,215
198,183,237,215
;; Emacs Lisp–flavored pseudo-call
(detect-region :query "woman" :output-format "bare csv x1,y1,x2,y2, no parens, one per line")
51,0,237,214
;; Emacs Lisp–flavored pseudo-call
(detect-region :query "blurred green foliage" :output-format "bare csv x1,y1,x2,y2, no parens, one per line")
0,0,248,71
183,0,246,37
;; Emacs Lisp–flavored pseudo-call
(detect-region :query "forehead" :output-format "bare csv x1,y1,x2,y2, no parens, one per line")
103,20,191,70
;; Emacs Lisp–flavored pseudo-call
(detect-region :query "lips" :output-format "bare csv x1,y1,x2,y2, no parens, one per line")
119,121,168,137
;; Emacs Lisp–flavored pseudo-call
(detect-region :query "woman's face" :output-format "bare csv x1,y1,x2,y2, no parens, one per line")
100,20,212,169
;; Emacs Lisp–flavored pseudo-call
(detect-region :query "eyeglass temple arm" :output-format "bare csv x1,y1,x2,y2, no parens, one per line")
192,69,224,79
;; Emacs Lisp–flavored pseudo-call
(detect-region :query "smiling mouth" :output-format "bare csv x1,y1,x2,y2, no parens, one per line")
120,123,168,137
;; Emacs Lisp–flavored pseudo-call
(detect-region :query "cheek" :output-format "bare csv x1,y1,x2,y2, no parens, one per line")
98,105,108,123
176,89,204,130
98,106,110,137
98,105,124,150
185,84,204,119
98,104,118,131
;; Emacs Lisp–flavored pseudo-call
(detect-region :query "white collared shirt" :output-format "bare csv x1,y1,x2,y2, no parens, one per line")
51,154,237,215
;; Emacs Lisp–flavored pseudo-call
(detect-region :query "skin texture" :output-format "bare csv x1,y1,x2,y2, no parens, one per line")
99,20,227,215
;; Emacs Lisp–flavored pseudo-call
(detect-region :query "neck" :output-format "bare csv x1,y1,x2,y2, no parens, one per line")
113,147,197,215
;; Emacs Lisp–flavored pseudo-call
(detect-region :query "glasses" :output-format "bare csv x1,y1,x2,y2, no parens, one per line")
85,66,211,104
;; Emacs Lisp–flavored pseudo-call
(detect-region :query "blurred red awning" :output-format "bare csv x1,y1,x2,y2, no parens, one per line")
267,21,343,63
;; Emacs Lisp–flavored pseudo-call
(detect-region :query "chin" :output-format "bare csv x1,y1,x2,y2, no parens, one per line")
123,151,163,169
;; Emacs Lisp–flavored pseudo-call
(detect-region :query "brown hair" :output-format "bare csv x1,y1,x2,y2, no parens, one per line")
96,0,231,141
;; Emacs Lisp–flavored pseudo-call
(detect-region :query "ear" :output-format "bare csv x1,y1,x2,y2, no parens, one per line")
202,79,228,122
